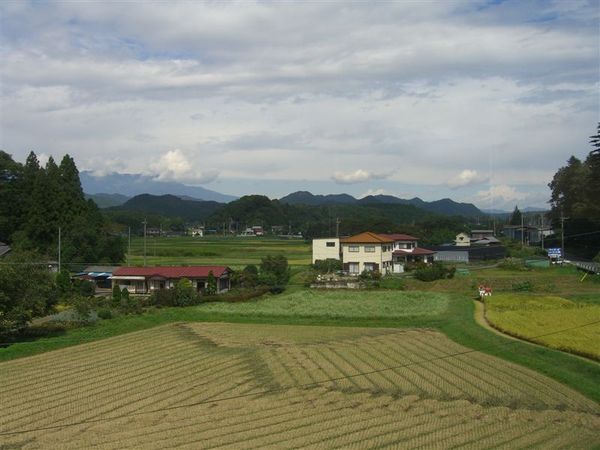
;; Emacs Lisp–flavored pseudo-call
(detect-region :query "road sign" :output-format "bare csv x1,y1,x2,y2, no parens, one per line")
547,248,561,257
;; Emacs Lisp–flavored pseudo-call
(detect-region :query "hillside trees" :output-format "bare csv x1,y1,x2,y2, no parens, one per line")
0,251,59,334
0,150,125,263
547,123,600,258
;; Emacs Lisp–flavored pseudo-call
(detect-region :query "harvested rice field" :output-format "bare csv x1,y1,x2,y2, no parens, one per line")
1,323,599,449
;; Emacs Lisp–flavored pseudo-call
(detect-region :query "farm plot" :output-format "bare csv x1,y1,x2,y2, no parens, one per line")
485,294,600,360
1,322,599,449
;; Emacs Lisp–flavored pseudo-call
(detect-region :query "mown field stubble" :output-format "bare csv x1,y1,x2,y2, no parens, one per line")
1,322,599,449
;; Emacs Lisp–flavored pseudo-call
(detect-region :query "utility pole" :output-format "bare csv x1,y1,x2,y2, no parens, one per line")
335,217,341,238
58,227,61,273
128,227,131,265
520,213,524,249
539,214,544,251
143,218,147,267
560,210,568,262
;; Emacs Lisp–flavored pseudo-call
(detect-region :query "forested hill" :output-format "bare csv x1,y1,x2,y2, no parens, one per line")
280,191,483,216
105,193,472,241
108,194,223,221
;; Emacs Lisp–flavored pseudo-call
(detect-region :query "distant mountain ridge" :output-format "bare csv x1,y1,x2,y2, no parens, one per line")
81,171,237,203
85,193,130,208
109,194,222,221
280,191,483,216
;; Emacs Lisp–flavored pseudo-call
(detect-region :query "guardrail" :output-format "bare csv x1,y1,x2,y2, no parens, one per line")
570,260,600,274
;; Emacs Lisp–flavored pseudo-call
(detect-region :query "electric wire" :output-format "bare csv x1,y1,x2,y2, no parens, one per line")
1,318,599,437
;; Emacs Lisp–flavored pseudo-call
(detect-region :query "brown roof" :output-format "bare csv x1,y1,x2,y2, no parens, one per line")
113,266,229,279
393,247,436,256
340,232,394,244
379,233,419,241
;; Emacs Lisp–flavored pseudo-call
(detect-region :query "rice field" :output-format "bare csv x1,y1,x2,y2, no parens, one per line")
485,294,600,360
198,289,450,319
1,322,598,449
126,236,311,267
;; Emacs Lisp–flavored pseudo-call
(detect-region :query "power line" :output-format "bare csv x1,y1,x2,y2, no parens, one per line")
1,318,598,437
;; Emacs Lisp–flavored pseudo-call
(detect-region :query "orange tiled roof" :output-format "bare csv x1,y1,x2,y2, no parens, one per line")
340,232,395,244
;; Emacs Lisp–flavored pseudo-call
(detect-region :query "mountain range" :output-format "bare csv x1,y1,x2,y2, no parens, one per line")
279,191,483,217
80,171,237,203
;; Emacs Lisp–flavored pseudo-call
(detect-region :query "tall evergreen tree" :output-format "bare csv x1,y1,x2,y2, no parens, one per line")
509,206,522,226
584,123,600,223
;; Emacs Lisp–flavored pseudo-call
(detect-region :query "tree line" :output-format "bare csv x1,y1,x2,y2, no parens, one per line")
547,123,600,259
0,150,125,264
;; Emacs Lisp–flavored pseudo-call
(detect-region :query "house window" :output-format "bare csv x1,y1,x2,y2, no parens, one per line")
364,263,375,272
348,245,359,252
326,242,336,247
348,263,359,274
364,245,375,253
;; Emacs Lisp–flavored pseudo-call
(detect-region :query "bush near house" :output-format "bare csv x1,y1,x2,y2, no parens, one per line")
414,262,456,282
312,258,343,273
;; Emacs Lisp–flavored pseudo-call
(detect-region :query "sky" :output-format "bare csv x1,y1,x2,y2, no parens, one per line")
0,0,598,210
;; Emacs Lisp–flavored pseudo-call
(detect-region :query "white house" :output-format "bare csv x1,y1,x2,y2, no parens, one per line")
380,233,436,273
455,232,471,247
312,238,341,264
340,232,394,275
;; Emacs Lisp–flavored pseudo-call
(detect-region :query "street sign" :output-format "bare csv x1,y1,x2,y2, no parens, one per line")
547,248,561,257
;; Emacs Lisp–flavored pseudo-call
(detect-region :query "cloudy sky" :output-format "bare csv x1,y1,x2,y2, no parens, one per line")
1,0,598,209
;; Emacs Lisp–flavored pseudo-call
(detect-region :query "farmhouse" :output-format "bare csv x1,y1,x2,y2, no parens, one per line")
340,232,394,275
111,265,231,294
74,265,119,289
380,233,436,273
312,232,437,275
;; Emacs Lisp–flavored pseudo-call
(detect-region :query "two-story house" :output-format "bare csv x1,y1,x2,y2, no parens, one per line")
380,233,436,273
340,232,394,275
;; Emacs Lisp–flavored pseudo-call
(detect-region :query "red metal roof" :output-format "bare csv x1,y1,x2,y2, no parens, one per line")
393,247,436,256
340,232,395,244
113,266,229,278
380,233,419,241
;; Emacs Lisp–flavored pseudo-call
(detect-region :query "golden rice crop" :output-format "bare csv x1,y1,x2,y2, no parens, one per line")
1,322,598,449
485,294,600,360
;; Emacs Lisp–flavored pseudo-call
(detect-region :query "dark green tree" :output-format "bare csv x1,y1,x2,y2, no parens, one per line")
509,206,522,226
0,252,59,334
206,271,217,295
259,255,290,286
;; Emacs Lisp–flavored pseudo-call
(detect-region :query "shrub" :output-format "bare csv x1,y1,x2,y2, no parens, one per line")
112,285,122,305
97,308,113,320
498,258,527,271
174,278,199,306
379,277,405,290
72,279,95,297
313,259,343,273
56,269,72,297
269,285,286,295
260,255,290,286
206,272,217,296
150,288,178,307
414,263,455,282
232,265,259,288
512,280,534,292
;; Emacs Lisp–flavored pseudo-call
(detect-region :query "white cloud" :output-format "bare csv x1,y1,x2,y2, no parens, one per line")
446,169,488,189
361,188,386,198
332,170,391,185
0,2,597,200
149,149,219,184
474,184,529,209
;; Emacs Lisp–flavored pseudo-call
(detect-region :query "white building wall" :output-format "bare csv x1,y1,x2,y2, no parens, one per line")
341,244,393,275
312,238,341,264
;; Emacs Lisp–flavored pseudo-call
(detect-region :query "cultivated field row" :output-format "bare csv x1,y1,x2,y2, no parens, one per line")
1,322,599,449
